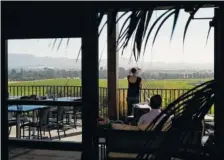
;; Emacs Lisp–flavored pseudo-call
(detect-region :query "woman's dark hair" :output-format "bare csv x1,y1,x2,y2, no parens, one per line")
131,68,137,74
150,95,162,109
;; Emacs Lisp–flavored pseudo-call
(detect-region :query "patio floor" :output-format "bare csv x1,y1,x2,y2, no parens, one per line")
9,120,82,160
9,124,82,142
9,147,82,160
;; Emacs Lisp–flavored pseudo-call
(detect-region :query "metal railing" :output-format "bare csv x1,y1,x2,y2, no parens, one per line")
8,85,205,118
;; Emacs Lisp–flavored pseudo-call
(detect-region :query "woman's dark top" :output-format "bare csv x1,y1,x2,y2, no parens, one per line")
127,75,142,98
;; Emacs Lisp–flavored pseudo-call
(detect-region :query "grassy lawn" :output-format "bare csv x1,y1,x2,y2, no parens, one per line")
8,78,211,89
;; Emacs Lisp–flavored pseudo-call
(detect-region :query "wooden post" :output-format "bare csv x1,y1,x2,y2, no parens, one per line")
81,10,99,160
2,39,9,159
107,10,118,120
214,6,224,155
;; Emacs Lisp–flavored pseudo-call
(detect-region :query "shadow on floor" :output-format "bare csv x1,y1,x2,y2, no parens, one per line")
9,147,82,160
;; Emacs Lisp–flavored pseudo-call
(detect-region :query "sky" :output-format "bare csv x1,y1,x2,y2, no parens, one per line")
8,8,214,65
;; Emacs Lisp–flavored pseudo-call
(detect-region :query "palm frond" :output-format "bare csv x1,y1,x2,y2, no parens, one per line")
76,47,82,63
205,24,212,47
134,10,147,57
52,39,58,50
143,8,174,54
51,5,211,62
183,5,203,47
66,38,70,48
57,38,63,51
142,10,153,39
98,20,107,36
152,10,176,49
116,13,132,45
170,7,180,41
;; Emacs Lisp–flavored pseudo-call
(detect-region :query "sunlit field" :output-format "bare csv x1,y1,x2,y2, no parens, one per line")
8,78,213,115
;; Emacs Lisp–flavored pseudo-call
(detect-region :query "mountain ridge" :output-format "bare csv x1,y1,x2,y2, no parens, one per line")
8,53,213,70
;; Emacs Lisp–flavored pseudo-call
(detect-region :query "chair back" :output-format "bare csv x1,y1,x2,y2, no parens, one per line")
57,106,64,122
38,107,50,126
105,129,165,154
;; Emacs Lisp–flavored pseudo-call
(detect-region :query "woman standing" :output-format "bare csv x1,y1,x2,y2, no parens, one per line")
127,67,142,116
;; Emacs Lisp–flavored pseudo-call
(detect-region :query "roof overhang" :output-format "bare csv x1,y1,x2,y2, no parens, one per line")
2,1,217,40
2,2,87,39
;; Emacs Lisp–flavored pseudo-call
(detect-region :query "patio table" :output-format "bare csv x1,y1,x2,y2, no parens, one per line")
9,96,21,100
56,97,82,124
55,96,82,102
46,97,82,126
8,105,49,138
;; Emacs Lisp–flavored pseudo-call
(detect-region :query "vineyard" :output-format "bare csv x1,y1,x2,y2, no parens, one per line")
8,78,213,117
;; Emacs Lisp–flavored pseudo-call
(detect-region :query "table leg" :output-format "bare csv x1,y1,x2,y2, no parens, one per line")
32,110,36,136
16,112,21,138
73,107,77,128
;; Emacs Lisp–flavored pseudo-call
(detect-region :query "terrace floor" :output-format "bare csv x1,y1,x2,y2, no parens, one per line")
9,122,83,142
9,121,82,160
9,147,82,160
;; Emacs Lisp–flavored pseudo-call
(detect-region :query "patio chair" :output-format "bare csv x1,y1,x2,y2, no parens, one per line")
65,106,81,128
49,106,68,140
8,112,27,135
8,96,31,137
20,107,53,140
105,129,162,160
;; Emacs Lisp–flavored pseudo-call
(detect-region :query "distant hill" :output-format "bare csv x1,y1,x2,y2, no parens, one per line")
8,54,82,69
8,53,213,70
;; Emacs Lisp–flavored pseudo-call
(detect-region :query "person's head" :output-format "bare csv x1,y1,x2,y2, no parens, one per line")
130,67,137,76
150,95,162,109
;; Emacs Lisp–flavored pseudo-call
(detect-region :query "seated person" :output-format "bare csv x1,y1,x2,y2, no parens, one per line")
138,94,164,125
98,95,171,131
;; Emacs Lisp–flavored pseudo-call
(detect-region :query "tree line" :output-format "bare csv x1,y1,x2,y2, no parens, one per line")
8,67,214,81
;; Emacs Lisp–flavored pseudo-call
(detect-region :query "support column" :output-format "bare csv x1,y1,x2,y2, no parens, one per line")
107,10,118,120
81,10,99,160
214,6,224,155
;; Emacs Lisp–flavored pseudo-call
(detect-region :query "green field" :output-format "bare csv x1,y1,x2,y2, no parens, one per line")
8,78,213,116
8,78,211,89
